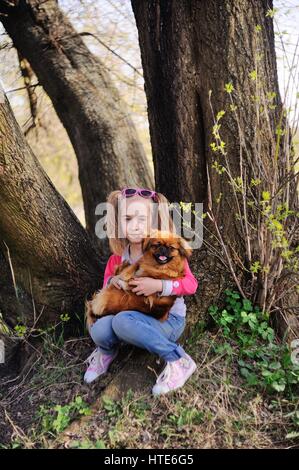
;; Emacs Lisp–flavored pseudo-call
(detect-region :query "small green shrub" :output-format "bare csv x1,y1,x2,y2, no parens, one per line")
209,289,299,394
37,396,91,435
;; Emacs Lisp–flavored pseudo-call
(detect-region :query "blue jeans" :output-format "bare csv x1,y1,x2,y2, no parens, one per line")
88,310,187,362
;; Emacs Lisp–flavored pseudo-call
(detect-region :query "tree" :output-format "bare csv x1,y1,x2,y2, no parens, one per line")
0,83,102,329
131,0,298,329
0,0,153,250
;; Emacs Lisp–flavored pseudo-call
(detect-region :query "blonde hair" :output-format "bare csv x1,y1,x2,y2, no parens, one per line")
105,189,176,256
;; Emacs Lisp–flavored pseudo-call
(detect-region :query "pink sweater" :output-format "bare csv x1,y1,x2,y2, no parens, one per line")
102,245,198,317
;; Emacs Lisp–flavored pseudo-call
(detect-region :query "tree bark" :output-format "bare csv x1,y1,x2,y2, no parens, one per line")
131,0,298,324
131,0,282,215
0,86,102,328
0,0,153,250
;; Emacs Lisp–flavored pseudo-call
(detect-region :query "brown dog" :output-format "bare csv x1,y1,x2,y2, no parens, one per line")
85,230,192,328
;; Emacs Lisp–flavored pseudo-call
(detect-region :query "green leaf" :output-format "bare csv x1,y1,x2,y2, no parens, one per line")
262,191,270,201
269,361,281,370
224,82,234,94
242,299,252,311
271,381,285,392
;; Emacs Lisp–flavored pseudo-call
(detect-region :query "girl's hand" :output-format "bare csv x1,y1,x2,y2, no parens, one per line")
128,277,163,296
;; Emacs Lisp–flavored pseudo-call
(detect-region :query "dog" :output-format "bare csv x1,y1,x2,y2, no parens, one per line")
85,230,192,328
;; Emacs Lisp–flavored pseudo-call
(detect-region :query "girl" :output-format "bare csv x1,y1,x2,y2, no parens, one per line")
84,187,198,396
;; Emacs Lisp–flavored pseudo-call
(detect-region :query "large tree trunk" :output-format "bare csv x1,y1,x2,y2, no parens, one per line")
131,0,298,326
0,0,153,251
0,85,102,329
131,0,281,204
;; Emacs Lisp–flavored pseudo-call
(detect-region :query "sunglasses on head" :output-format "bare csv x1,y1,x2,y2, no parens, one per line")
121,187,158,202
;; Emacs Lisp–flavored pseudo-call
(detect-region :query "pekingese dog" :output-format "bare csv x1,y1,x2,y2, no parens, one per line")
85,230,192,328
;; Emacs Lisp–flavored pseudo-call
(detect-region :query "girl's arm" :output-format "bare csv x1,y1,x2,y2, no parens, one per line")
103,254,122,288
157,258,198,296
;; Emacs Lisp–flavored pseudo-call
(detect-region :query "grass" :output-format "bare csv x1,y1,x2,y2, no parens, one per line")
1,293,299,449
52,332,298,449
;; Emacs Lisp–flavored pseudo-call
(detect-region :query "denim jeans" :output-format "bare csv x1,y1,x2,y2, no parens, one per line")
88,310,187,362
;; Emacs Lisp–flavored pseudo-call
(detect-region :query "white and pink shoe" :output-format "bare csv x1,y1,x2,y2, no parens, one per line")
84,347,118,384
152,353,197,396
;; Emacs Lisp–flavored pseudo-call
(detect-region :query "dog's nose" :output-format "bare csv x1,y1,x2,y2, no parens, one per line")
158,246,169,256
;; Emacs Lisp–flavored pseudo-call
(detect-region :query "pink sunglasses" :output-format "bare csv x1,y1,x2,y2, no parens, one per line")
121,187,158,202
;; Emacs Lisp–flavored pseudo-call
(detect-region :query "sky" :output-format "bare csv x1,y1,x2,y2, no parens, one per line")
274,0,299,125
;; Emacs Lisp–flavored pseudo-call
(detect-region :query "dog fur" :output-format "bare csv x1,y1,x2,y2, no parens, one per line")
85,230,192,328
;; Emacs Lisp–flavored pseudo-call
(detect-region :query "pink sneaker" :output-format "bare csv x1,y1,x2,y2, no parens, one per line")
84,347,118,384
152,353,197,396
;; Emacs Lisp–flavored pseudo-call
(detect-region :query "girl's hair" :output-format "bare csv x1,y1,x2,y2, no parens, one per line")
105,189,176,255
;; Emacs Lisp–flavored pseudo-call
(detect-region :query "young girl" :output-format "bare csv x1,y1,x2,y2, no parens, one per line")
84,187,198,396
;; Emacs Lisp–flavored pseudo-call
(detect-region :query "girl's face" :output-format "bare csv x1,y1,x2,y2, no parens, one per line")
119,195,153,244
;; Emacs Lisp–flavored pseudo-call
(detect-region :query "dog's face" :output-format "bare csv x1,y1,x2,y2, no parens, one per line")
142,230,192,265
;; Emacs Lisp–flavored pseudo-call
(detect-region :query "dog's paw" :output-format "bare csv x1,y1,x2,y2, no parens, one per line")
118,279,129,291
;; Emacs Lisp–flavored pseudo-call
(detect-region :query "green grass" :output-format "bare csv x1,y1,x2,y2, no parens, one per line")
1,292,299,449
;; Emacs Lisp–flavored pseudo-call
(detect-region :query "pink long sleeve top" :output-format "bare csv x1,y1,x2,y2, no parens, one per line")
102,244,198,317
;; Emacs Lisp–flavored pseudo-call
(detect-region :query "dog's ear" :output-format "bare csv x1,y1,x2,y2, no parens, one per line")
114,261,129,275
142,236,153,252
178,237,192,259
